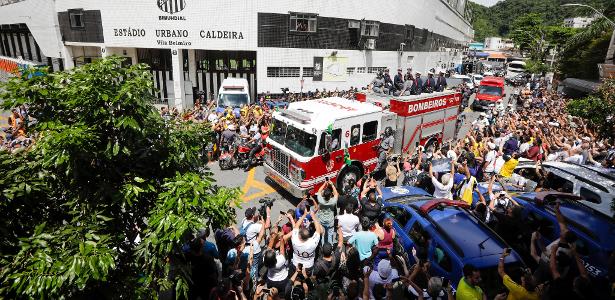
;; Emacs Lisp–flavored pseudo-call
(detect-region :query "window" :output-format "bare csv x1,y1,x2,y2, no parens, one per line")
384,206,412,226
545,173,573,193
229,59,239,70
215,59,226,71
319,129,342,155
302,67,314,77
347,67,355,75
357,67,366,74
409,222,430,253
69,9,85,29
362,121,378,142
361,20,379,37
433,243,453,273
290,13,317,32
350,124,361,146
267,67,301,77
579,187,601,204
405,25,415,40
368,67,386,74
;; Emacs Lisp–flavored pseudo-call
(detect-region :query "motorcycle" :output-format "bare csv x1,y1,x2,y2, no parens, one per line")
219,138,266,170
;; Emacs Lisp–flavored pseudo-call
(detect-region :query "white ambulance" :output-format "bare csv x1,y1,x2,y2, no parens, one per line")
265,91,462,197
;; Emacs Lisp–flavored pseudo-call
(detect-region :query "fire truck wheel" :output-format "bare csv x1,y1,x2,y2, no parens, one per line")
337,165,362,194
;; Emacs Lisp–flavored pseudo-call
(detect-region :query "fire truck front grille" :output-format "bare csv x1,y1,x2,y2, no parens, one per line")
270,149,289,178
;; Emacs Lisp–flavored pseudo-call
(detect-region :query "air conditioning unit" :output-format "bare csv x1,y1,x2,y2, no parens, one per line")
348,20,361,29
365,39,376,50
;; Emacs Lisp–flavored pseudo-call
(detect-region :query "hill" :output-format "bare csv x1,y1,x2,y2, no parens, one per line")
469,0,612,42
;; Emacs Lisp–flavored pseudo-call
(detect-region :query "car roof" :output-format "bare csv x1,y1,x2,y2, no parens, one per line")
541,161,615,191
412,200,513,259
381,186,433,203
515,192,615,249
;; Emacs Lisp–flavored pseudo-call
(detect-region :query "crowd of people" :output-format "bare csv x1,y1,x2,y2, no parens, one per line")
1,105,32,152
369,68,449,96
180,76,615,300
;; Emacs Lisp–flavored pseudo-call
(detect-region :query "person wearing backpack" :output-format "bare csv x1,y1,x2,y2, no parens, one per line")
238,206,270,280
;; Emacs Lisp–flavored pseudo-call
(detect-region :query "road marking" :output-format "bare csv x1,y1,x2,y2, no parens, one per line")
240,168,276,202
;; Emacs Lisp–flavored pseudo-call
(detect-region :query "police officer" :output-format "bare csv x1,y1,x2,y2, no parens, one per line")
423,71,436,93
412,71,423,95
393,68,404,95
436,70,448,92
376,127,395,171
383,69,394,95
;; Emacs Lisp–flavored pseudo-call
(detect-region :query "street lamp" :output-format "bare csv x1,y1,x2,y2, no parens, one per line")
560,4,615,27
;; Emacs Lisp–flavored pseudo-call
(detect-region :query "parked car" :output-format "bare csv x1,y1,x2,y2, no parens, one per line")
451,74,474,89
510,192,615,282
540,161,615,219
382,196,526,298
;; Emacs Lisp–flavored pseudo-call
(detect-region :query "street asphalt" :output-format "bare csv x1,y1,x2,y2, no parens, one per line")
212,85,515,225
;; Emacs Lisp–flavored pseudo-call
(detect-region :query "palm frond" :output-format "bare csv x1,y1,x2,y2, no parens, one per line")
561,18,613,53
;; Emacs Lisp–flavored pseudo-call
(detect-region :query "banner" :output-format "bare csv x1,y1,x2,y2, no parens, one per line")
322,56,348,82
313,57,323,81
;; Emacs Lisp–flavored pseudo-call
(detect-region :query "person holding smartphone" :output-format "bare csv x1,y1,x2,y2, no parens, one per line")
316,178,339,246
498,248,539,300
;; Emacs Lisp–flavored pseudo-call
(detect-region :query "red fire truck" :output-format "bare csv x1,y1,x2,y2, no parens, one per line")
264,91,462,197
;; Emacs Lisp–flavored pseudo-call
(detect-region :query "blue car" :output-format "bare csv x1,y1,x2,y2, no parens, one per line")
381,189,526,297
510,191,615,281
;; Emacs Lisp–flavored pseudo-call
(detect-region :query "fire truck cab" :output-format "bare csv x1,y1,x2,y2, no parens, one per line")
265,91,461,198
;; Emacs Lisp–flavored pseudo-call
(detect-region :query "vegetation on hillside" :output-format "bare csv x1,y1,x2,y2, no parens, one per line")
469,0,611,42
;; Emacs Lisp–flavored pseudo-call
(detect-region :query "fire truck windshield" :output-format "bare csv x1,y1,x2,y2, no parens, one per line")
269,119,317,157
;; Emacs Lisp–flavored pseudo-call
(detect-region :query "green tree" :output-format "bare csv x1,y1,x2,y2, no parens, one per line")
0,56,241,298
510,13,548,59
567,77,615,138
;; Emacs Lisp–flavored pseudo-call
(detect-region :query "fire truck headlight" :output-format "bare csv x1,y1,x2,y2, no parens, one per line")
291,167,306,182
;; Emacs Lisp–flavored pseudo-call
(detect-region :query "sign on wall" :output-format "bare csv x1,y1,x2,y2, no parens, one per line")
101,0,255,50
313,57,323,81
322,56,348,82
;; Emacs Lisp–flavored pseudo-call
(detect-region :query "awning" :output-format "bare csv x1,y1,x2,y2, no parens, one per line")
488,53,507,59
561,78,601,94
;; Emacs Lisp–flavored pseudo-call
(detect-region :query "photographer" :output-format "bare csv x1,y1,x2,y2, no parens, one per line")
285,207,323,273
384,157,402,187
360,178,383,224
263,226,289,297
317,178,339,245
313,227,344,299
238,205,271,280
288,263,310,300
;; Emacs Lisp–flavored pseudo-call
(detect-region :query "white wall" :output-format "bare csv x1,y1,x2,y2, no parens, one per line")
257,48,462,93
0,0,64,58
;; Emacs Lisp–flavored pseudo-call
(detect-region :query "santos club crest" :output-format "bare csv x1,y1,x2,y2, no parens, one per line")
157,0,186,14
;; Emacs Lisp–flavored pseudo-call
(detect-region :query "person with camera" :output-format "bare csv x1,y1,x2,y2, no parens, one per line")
288,262,310,300
498,248,539,300
263,225,289,298
313,227,344,299
428,162,455,200
360,178,383,224
317,178,339,246
238,205,271,281
285,206,323,274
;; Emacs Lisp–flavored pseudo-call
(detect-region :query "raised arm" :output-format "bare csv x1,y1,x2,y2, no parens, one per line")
549,242,561,279
294,210,308,230
330,180,339,198
554,202,568,236
310,210,324,235
256,207,271,244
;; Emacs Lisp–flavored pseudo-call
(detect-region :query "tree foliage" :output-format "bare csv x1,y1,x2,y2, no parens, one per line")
0,56,241,298
469,0,612,42
567,77,615,137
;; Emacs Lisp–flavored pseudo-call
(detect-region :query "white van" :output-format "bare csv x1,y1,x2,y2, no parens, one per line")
506,61,526,79
217,78,251,109
541,161,615,219
452,74,474,89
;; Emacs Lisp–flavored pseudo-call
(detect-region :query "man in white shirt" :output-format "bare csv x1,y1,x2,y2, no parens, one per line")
483,142,498,180
336,205,360,241
286,209,323,272
429,162,455,200
239,206,270,279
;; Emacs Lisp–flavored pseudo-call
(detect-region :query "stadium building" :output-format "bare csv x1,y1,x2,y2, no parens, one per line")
0,0,473,109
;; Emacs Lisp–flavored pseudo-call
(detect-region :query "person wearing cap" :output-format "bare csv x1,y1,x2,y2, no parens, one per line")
412,71,423,95
220,123,239,153
401,68,415,96
244,126,263,171
482,141,498,181
423,71,436,93
371,72,386,94
435,70,447,92
366,258,399,299
383,69,394,95
471,113,489,133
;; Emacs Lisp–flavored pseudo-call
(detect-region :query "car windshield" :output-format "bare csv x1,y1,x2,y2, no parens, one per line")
218,93,249,108
269,119,317,157
479,86,503,96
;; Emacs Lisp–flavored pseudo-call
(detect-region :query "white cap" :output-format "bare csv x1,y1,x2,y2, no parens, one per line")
480,112,487,117
377,259,392,279
488,142,496,150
